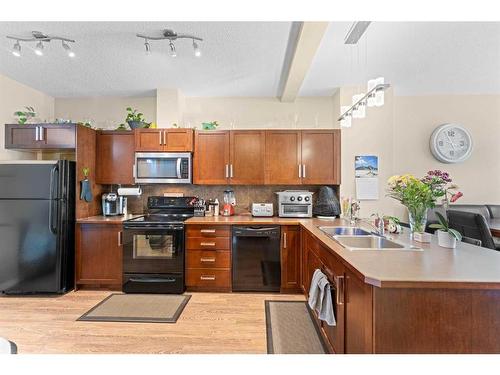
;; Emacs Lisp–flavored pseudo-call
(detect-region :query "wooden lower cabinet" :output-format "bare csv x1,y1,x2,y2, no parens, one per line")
185,225,231,292
75,223,123,289
280,226,301,292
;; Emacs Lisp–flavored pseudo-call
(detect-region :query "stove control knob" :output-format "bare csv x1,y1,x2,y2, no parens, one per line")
297,196,303,202
290,196,295,202
305,196,310,202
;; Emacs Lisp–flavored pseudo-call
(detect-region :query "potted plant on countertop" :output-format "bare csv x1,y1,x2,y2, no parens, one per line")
387,170,463,235
125,107,150,129
429,212,463,248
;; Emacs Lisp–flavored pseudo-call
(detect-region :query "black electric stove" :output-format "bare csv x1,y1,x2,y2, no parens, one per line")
122,196,197,294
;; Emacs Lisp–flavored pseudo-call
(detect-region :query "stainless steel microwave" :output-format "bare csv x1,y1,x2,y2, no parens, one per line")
134,152,192,184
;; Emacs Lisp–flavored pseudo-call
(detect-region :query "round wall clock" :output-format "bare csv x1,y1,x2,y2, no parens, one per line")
429,123,473,164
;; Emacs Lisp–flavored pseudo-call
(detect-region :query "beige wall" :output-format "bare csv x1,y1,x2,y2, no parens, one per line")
0,74,54,160
183,96,335,129
393,95,500,217
55,96,156,130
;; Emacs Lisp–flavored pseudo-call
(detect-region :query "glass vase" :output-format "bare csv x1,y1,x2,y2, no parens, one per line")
407,206,428,234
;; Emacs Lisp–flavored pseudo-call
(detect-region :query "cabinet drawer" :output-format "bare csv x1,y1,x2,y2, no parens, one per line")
186,250,231,269
186,225,231,238
186,269,231,288
186,237,230,250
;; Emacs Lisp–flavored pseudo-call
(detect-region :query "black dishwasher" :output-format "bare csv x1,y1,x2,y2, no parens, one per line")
232,226,281,292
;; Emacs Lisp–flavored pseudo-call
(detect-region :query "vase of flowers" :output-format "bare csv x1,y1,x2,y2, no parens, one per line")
387,170,462,235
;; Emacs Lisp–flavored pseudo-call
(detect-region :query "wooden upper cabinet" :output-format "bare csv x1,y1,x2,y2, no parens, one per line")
193,130,230,185
265,130,302,185
135,128,193,152
164,129,193,152
96,131,135,185
229,130,265,185
301,129,341,185
135,129,163,151
4,124,76,150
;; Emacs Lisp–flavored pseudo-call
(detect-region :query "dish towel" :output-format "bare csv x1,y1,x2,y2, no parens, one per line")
308,269,336,326
80,178,93,202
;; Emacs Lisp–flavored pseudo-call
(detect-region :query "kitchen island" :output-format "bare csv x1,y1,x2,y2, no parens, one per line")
186,215,500,353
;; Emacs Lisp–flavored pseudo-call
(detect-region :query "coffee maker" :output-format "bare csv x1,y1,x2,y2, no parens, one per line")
102,193,127,216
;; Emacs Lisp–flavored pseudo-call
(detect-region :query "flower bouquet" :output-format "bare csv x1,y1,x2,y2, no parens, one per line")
387,170,462,234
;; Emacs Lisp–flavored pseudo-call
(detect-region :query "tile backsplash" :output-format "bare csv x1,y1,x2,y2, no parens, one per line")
119,185,337,215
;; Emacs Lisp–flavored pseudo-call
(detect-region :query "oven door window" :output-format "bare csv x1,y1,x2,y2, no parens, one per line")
133,234,175,259
283,205,309,215
137,157,178,179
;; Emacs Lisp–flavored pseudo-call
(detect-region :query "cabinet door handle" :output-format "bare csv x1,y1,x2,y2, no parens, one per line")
118,231,123,246
200,229,216,234
283,232,287,249
200,257,216,263
298,164,302,178
200,275,216,281
163,131,167,146
225,164,229,178
302,164,306,178
200,242,216,247
35,126,39,141
39,127,44,141
230,164,234,178
336,275,345,305
159,131,162,145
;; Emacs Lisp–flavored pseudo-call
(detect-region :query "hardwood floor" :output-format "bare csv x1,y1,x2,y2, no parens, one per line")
0,291,304,354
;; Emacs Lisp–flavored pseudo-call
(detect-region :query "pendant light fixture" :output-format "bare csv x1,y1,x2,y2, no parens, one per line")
6,31,76,58
137,29,203,58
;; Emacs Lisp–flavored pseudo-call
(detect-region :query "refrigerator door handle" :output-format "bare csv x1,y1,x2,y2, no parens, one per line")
49,164,59,234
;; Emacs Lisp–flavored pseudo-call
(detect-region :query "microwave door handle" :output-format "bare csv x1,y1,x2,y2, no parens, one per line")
176,158,182,178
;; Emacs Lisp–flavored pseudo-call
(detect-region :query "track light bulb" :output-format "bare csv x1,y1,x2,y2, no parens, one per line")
12,41,21,57
34,41,44,56
144,40,151,55
193,40,201,57
169,41,177,57
62,41,75,58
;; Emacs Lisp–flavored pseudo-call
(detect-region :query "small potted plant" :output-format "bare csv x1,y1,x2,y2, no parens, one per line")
201,121,219,130
428,212,462,248
14,106,36,124
125,107,150,129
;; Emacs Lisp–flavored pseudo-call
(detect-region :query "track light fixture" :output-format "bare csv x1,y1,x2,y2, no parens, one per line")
34,41,44,56
169,41,177,57
192,39,201,57
6,31,76,58
137,29,203,57
12,40,21,57
144,39,151,55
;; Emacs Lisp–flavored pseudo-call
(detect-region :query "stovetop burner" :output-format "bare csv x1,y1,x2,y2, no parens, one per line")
123,196,197,228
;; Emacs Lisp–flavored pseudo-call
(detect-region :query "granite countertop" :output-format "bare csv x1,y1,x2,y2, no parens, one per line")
76,214,142,224
185,215,500,289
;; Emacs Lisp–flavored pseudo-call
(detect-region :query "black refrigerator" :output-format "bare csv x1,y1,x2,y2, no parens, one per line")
0,160,75,294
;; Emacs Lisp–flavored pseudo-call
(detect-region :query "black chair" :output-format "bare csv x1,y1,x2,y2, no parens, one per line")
462,236,482,247
447,210,499,250
486,205,500,219
426,205,492,233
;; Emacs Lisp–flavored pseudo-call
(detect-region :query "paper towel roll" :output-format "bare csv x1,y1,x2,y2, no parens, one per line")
117,187,142,196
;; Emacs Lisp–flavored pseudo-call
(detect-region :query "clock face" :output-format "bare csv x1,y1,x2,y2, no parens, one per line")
430,124,473,163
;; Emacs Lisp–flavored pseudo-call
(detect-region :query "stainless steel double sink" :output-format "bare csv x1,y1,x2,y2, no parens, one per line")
318,226,422,251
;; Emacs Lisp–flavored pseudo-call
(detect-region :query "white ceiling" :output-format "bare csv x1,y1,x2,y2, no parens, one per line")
0,22,499,98
300,22,500,96
0,22,291,97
